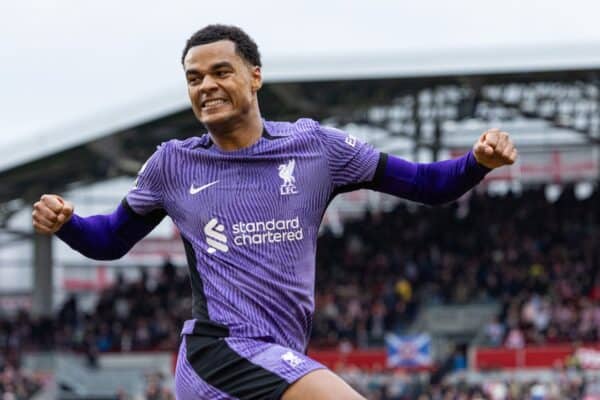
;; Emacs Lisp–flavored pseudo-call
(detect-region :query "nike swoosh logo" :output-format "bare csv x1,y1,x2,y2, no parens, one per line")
190,180,219,195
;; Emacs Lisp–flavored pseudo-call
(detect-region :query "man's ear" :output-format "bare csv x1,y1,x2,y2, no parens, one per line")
251,66,262,92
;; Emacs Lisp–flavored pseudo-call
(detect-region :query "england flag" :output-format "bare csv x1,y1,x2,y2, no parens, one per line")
385,333,432,368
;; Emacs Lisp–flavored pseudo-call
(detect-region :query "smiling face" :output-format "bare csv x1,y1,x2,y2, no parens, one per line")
183,40,262,131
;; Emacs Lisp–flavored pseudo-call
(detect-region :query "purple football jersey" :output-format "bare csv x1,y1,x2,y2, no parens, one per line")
126,118,380,352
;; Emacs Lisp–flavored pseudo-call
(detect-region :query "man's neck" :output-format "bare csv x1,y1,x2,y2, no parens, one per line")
207,111,263,151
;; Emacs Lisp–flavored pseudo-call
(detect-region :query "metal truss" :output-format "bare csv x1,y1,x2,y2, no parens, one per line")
1,69,599,233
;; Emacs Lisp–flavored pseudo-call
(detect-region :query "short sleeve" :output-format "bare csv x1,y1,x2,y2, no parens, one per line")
319,125,382,191
125,144,165,215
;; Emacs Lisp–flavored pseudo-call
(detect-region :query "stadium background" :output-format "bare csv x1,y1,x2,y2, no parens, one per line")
2,1,600,398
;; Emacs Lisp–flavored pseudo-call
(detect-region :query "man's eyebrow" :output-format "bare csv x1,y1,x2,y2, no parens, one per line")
185,62,234,76
210,62,234,70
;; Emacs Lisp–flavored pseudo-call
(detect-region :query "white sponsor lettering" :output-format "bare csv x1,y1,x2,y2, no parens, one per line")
204,216,304,255
232,217,303,246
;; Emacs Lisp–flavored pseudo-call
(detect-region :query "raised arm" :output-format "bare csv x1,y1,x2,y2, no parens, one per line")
372,128,517,205
32,194,164,260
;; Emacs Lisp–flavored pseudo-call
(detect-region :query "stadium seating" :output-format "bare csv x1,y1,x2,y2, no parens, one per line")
1,186,598,354
1,185,599,398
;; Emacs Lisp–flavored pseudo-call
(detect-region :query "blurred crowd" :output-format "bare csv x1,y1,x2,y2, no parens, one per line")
141,371,175,400
0,362,43,400
312,185,600,348
337,363,592,399
0,184,599,399
0,261,188,360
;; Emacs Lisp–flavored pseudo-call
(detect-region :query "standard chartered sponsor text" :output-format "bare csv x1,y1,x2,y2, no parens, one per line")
232,217,303,246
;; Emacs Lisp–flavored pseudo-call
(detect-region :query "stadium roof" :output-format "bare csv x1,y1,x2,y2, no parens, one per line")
3,42,600,173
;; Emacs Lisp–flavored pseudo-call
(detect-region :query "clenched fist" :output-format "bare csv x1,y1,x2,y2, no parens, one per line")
473,128,518,169
32,194,74,235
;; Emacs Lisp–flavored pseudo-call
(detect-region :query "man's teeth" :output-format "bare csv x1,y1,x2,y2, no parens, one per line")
204,99,226,107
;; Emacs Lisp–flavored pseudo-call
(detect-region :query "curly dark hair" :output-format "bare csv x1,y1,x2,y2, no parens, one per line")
181,24,262,67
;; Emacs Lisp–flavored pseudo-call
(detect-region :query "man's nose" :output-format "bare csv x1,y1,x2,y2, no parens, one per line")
200,75,218,92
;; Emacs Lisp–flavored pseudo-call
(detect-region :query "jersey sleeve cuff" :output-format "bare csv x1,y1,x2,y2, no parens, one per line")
467,151,492,176
121,198,167,227
371,152,389,186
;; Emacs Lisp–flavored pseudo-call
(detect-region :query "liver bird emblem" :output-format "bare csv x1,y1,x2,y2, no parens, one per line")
278,159,296,186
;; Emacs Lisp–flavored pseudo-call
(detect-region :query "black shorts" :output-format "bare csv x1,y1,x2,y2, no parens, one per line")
174,334,325,399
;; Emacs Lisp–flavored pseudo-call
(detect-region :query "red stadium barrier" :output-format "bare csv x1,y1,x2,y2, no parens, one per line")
307,349,434,371
472,344,600,370
308,349,387,369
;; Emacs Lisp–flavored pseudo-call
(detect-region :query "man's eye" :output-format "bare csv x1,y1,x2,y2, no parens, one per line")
216,71,230,78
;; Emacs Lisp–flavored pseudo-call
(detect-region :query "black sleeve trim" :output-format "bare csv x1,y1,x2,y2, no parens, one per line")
121,198,167,227
370,152,388,189
329,152,389,199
